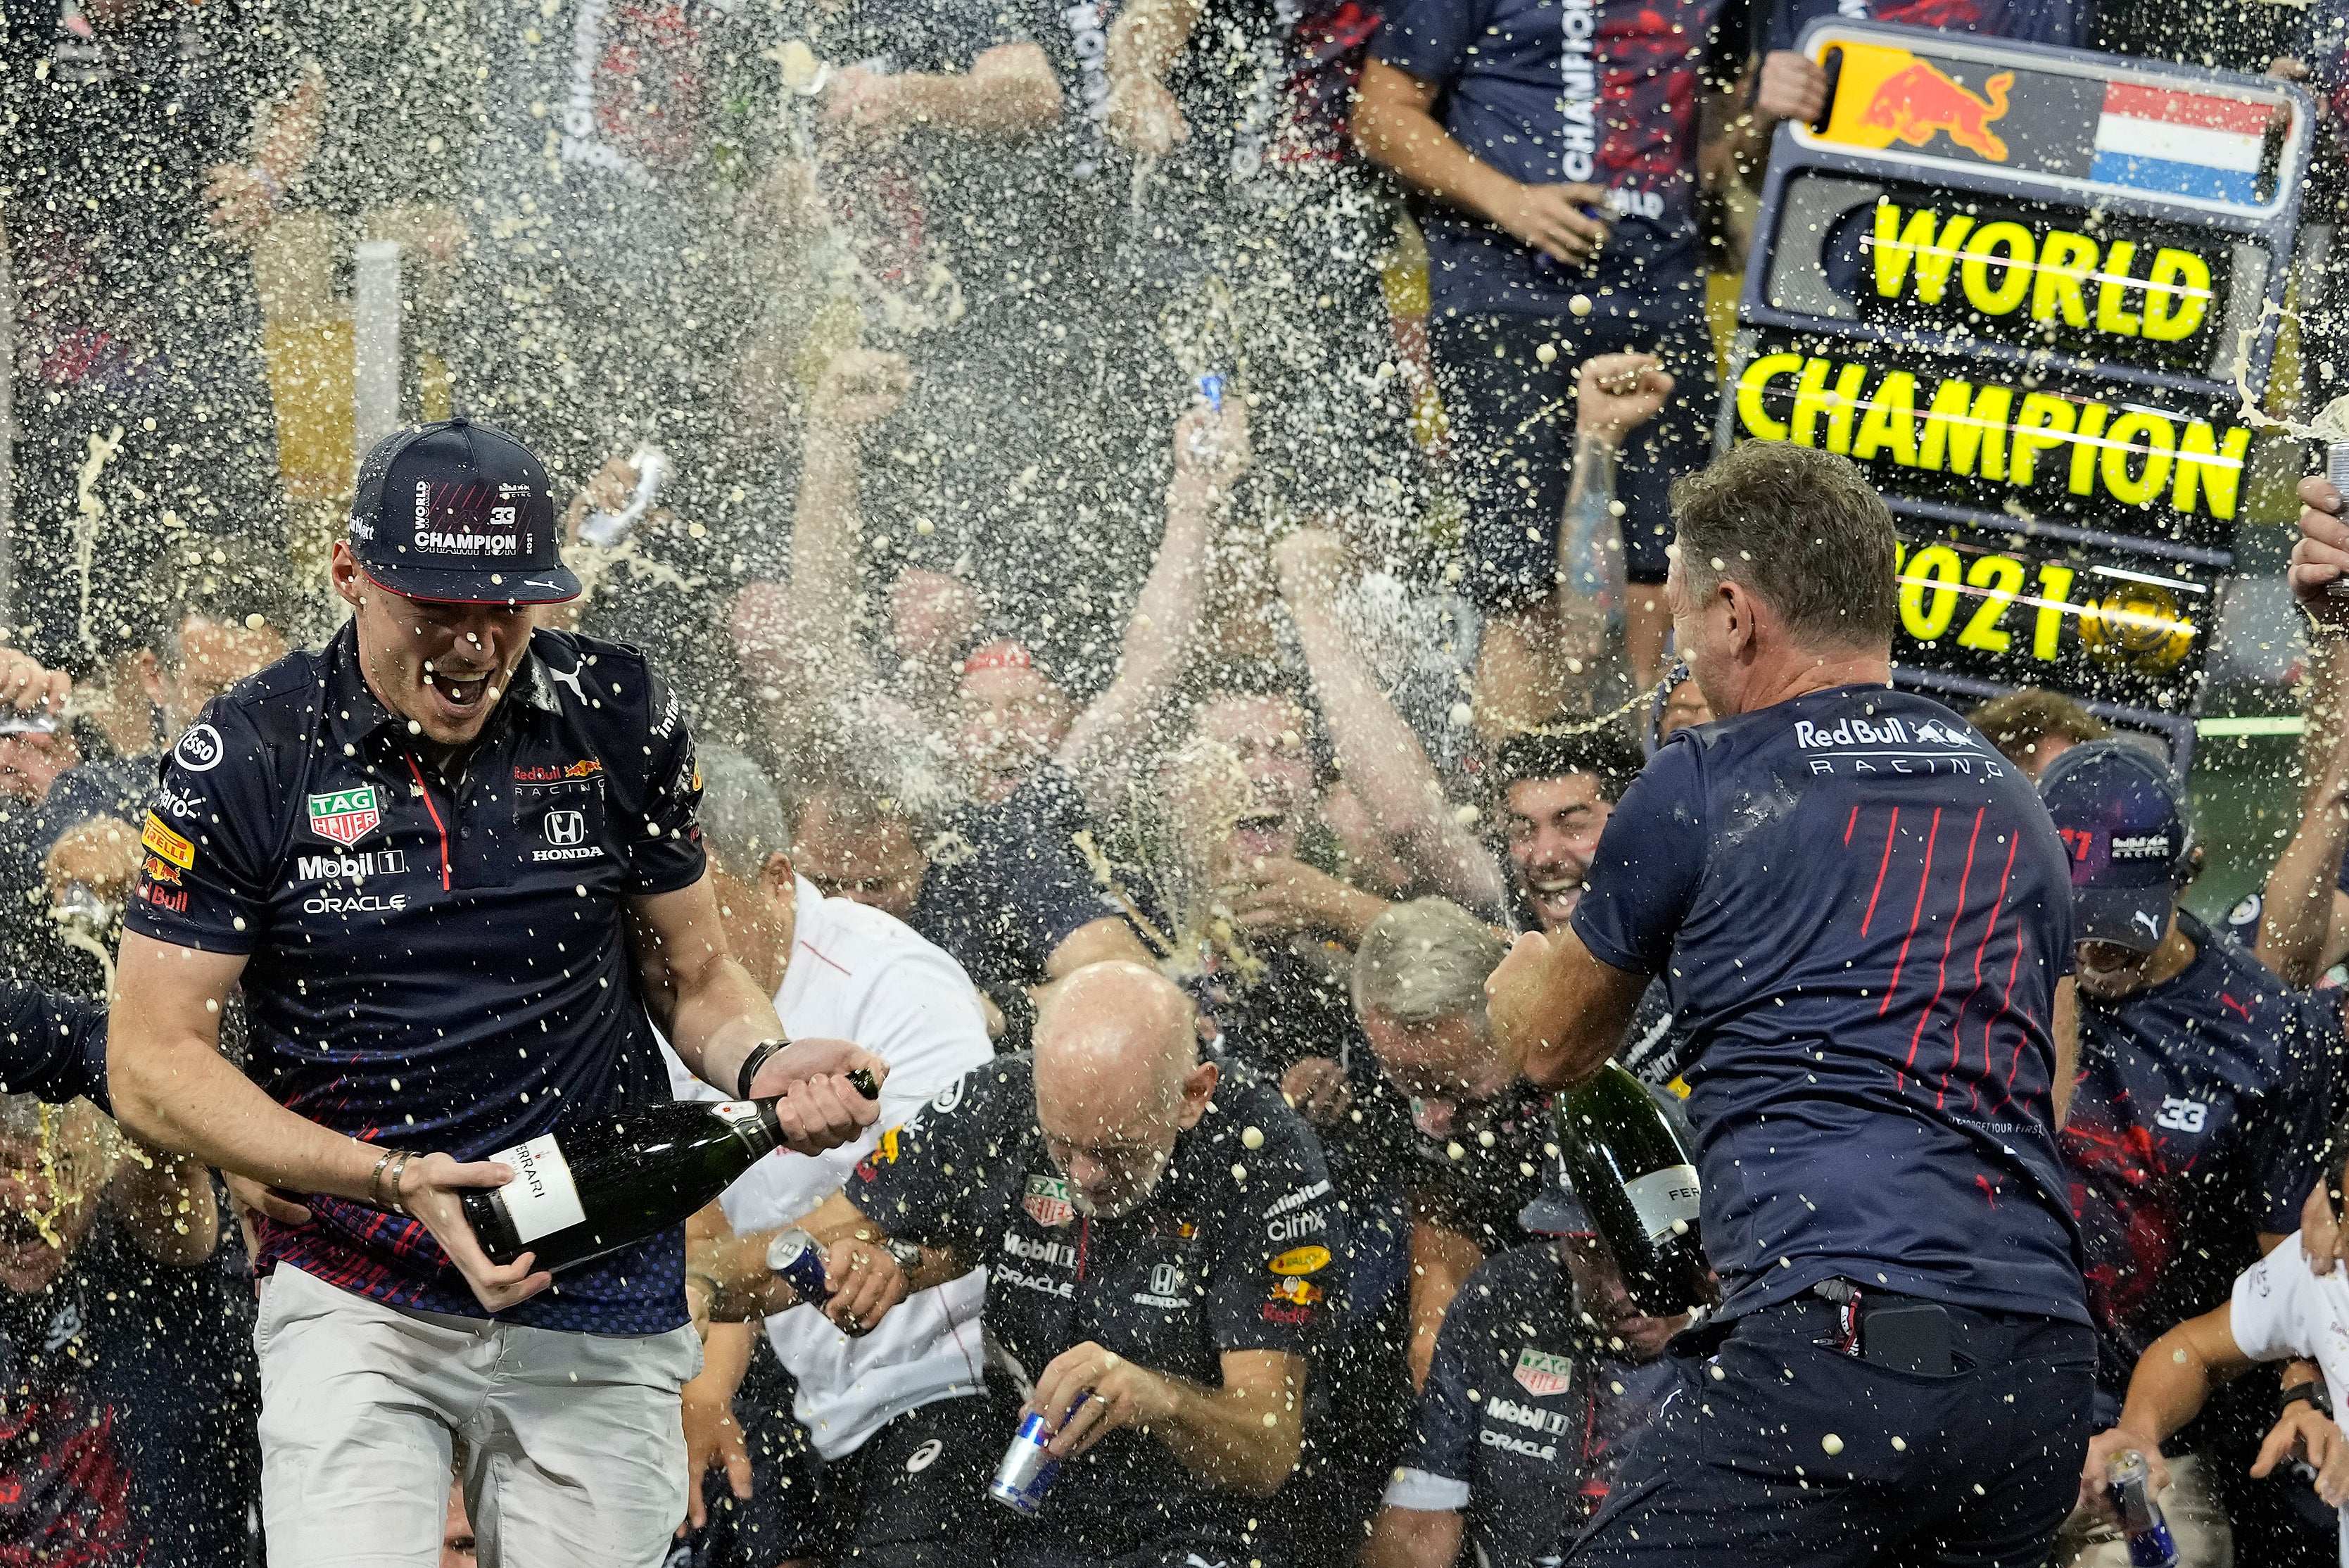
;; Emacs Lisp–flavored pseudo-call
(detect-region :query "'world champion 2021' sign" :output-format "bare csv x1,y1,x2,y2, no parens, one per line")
1718,21,2313,755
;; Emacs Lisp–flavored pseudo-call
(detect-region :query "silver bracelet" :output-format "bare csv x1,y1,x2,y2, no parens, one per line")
367,1146,397,1210
386,1150,415,1218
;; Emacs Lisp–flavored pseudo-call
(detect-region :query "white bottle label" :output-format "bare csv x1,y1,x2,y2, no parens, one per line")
1623,1164,1702,1245
713,1101,761,1126
491,1134,587,1244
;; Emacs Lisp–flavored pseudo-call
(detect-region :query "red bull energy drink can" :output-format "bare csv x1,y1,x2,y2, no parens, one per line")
2106,1450,2179,1568
989,1394,1089,1516
766,1227,831,1305
2328,442,2349,600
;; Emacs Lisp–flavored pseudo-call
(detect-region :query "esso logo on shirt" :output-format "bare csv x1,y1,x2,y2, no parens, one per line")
173,723,225,772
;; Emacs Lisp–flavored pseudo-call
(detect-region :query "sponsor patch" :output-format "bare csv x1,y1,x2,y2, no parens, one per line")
141,854,182,886
172,723,224,773
852,1126,901,1181
306,785,383,848
1514,1347,1574,1398
1267,1276,1322,1308
141,814,194,871
2110,832,2172,860
1268,1245,1330,1276
1024,1174,1075,1228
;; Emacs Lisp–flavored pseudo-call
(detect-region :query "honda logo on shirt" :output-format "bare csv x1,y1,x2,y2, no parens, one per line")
1151,1263,1181,1296
545,809,588,846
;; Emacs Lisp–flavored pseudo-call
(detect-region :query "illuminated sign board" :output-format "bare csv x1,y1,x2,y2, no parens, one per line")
1727,20,2311,749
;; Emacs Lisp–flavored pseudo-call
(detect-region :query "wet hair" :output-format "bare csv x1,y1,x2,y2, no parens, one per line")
153,536,304,666
695,744,790,883
1489,726,1644,808
786,773,927,843
1352,897,1509,1027
1968,688,2113,766
1669,443,1898,650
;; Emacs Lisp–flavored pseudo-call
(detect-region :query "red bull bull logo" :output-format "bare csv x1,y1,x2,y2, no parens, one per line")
1816,43,2019,165
1861,62,2015,160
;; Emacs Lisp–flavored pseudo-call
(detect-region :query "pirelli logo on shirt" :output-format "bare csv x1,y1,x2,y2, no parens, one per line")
141,813,194,871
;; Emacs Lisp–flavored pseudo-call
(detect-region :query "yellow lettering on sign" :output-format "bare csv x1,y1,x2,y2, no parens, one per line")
2008,393,2078,487
1824,362,1867,454
2032,232,2098,329
1791,358,1835,446
2097,242,2143,336
1961,222,2035,316
1851,372,1920,467
1736,352,1804,441
2034,564,2077,660
2102,411,2178,507
1873,204,1973,303
1900,543,1964,640
1958,553,2026,653
1920,379,2011,478
2143,248,2211,343
2069,403,2110,495
2172,422,2251,519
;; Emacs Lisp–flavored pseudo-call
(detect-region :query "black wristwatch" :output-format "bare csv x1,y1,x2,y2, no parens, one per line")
2281,1377,2335,1422
737,1037,789,1100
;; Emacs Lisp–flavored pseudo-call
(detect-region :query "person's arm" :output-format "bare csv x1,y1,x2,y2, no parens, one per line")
109,1147,220,1267
1273,529,1507,917
1486,926,1653,1090
0,980,111,1106
1363,1506,1465,1568
826,43,1063,140
2260,630,2349,989
1029,1343,1308,1496
1555,355,1674,681
2051,975,2079,1128
735,350,913,715
204,58,327,241
107,931,553,1310
623,875,886,1141
1353,58,1609,266
1405,1216,1484,1388
1104,0,1206,154
1060,401,1244,814
678,1319,756,1529
693,1187,974,1328
2077,1303,2253,1522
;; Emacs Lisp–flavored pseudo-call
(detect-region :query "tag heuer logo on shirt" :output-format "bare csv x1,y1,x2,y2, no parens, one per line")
307,787,382,848
1514,1348,1574,1398
1024,1175,1075,1228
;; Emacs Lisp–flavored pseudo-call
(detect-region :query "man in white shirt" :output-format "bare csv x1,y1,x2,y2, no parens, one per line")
666,747,997,1567
2082,1223,2349,1562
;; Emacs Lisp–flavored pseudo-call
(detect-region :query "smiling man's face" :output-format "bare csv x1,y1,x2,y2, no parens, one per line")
0,1113,108,1295
334,541,536,752
1504,772,1612,932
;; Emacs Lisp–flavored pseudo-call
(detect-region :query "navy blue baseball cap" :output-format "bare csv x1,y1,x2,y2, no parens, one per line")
348,417,578,605
1519,1158,1597,1237
2039,738,2188,952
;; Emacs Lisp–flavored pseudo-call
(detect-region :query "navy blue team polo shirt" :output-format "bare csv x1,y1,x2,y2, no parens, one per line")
2065,910,2339,1401
1572,685,2089,1326
1374,0,1745,317
122,622,706,1334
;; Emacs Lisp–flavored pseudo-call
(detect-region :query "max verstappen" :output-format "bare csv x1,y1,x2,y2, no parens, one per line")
106,417,886,1568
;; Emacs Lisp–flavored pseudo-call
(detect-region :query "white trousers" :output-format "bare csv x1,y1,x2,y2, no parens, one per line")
255,1263,701,1568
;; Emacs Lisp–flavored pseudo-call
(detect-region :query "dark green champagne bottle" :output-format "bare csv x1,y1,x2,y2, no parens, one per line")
463,1070,878,1272
1555,1061,1713,1317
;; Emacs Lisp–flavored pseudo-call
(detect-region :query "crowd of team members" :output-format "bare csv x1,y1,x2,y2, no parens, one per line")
23,0,2349,1556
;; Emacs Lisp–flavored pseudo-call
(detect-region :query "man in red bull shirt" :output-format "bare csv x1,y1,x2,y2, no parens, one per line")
1486,441,2093,1565
104,418,887,1568
1355,0,1749,718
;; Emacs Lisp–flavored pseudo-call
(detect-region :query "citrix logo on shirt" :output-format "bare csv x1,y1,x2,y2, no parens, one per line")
1558,0,1598,181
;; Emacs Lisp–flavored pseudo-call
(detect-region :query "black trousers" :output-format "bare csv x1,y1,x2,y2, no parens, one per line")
1568,1294,2096,1568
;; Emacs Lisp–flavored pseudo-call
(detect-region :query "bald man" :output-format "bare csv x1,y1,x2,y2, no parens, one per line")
700,963,1345,1568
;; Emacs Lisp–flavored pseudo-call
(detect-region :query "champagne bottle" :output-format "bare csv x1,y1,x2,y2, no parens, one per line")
1555,1061,1712,1316
464,1070,878,1272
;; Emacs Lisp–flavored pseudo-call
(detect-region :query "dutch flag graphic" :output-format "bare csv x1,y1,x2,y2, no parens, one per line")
2089,84,2272,206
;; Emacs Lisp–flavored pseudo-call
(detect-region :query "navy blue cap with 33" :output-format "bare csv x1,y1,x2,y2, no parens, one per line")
348,417,579,605
2038,738,2189,953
